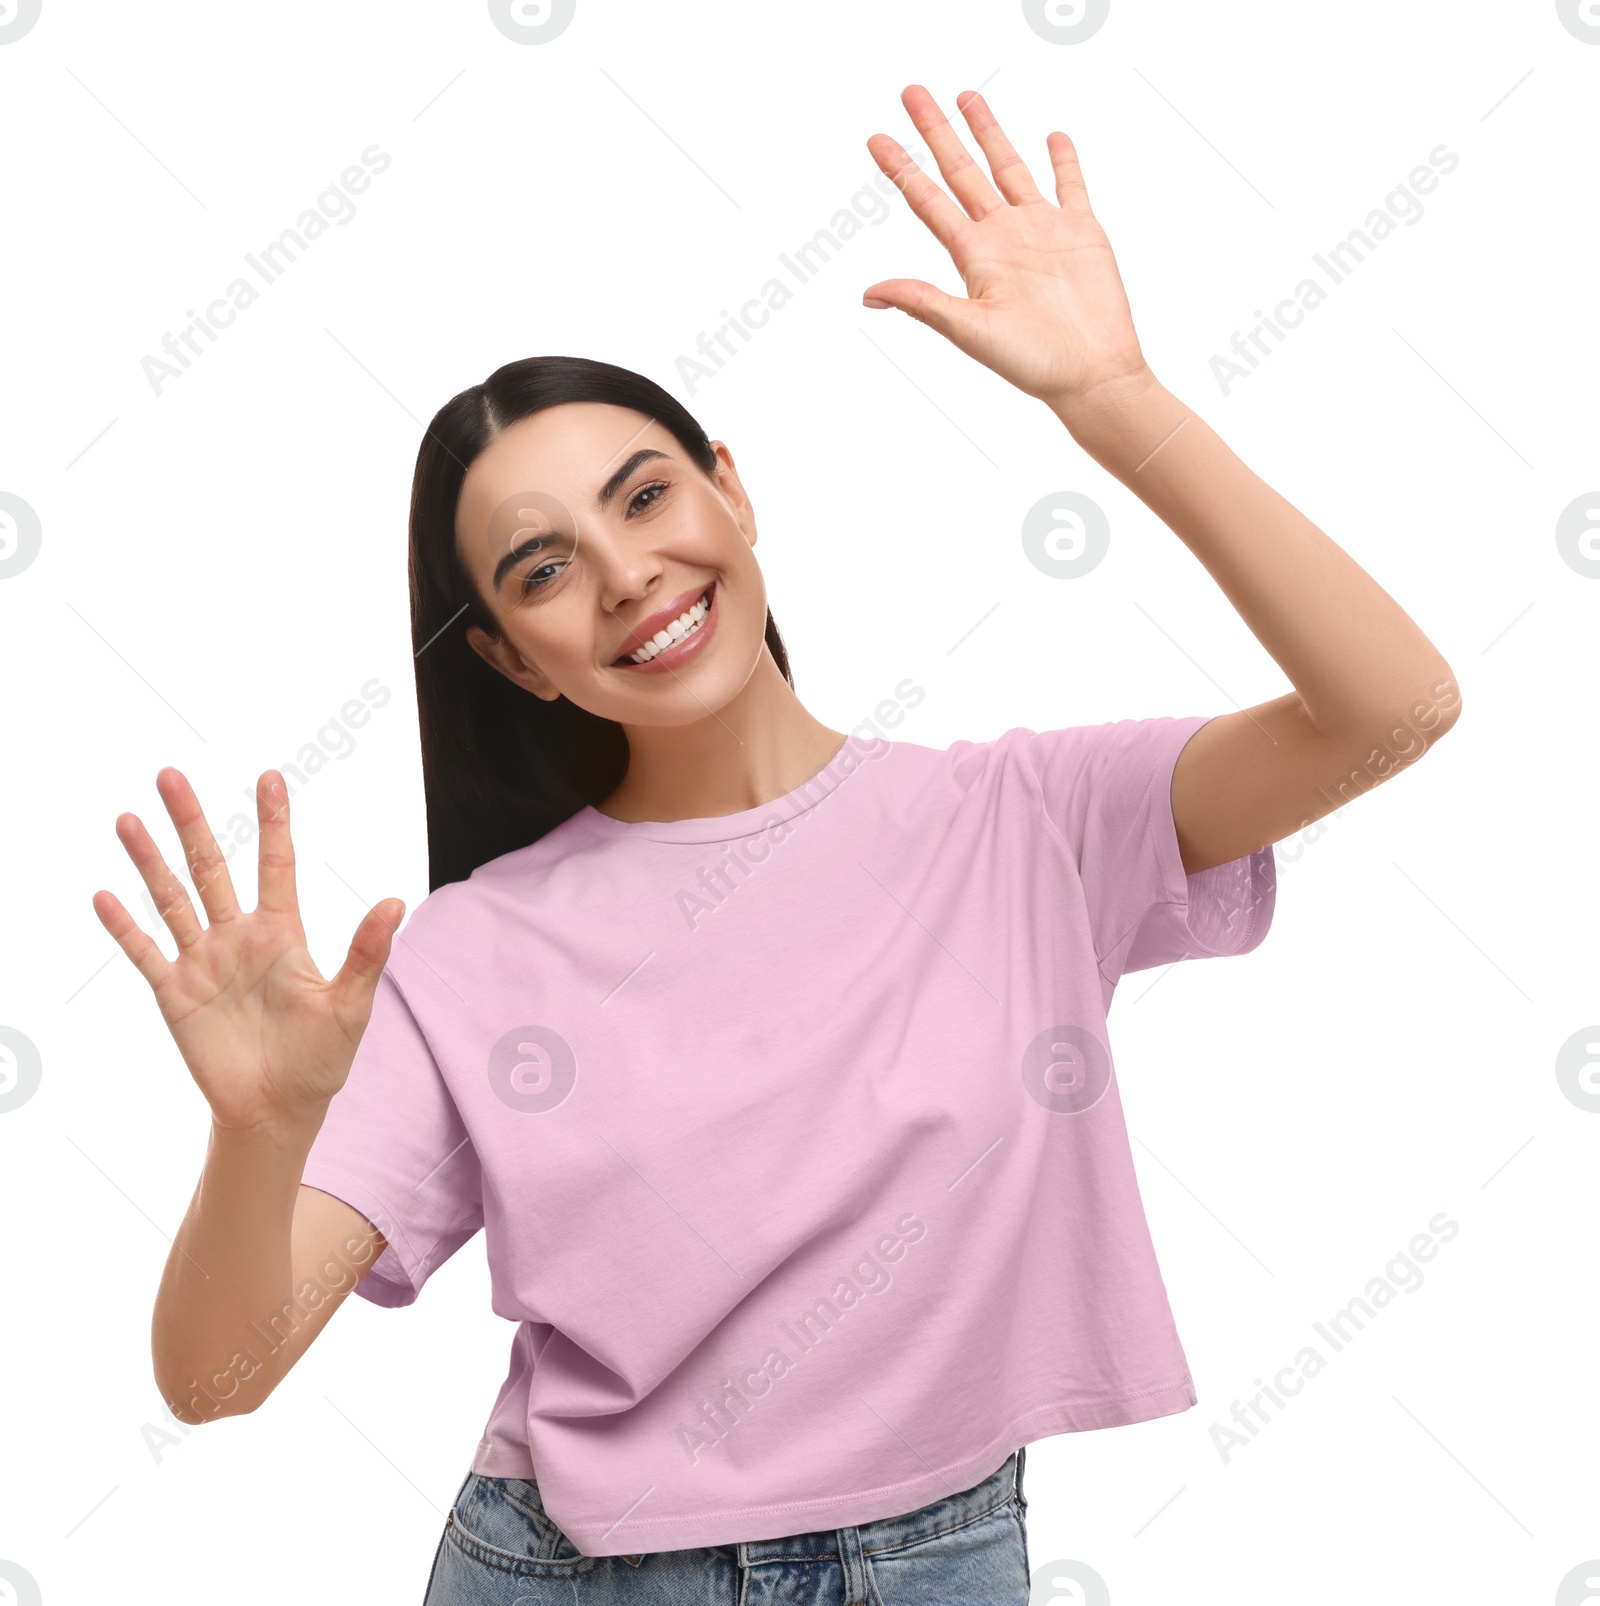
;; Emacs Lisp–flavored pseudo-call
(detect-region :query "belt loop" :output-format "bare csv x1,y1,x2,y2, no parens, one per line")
835,1524,869,1605
1015,1444,1027,1502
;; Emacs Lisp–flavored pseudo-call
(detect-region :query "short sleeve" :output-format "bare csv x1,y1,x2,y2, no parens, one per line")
300,967,483,1308
1023,714,1276,985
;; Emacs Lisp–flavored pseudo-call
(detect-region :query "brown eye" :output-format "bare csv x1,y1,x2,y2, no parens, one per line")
519,558,565,596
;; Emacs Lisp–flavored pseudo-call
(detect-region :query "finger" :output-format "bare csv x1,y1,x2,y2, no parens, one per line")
155,767,242,927
1046,130,1093,215
867,134,969,257
91,888,172,993
954,90,1046,207
255,770,299,918
860,277,972,344
899,83,1004,222
113,809,205,953
329,898,407,1028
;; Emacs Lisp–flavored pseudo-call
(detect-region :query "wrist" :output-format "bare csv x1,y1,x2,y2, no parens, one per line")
209,1105,327,1155
1048,367,1195,473
1045,363,1162,434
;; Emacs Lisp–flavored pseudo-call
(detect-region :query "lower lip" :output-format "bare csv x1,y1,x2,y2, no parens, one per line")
614,584,719,675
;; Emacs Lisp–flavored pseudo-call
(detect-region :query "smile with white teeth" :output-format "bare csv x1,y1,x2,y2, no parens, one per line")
621,589,712,664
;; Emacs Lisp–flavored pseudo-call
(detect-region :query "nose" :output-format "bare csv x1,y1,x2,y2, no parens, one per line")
585,522,666,620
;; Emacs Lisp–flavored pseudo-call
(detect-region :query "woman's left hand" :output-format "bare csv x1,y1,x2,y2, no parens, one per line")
864,86,1152,422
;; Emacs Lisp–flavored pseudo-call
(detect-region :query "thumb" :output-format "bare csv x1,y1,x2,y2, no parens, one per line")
861,278,969,342
331,897,406,1014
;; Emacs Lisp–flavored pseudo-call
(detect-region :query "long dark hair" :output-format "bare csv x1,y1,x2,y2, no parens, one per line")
409,355,793,893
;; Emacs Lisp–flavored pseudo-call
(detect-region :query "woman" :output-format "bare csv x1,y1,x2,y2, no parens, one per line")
94,86,1460,1603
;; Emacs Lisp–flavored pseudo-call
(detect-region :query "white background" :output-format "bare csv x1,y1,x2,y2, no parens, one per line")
2,1,1596,1602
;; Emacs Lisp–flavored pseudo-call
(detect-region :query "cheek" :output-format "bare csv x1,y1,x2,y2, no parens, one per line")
557,618,603,670
731,563,768,626
512,601,595,672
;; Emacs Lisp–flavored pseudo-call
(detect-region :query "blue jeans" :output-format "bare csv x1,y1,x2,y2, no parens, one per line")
423,1446,1031,1604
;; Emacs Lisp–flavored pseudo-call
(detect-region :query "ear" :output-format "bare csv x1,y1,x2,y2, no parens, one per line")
708,440,757,548
465,624,563,702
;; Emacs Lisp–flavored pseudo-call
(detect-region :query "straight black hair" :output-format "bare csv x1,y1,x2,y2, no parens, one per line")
408,355,792,893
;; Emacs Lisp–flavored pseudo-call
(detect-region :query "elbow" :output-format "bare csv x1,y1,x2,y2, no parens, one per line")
157,1388,230,1428
1306,663,1463,750
161,1390,263,1427
1322,666,1462,779
1427,664,1463,741
153,1364,270,1425
1381,663,1462,750
165,1396,221,1428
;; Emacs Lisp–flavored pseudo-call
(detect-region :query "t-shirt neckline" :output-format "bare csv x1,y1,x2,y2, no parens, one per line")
575,732,879,843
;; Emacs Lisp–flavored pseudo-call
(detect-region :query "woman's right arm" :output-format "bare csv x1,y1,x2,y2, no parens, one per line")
92,767,406,1425
153,1124,385,1423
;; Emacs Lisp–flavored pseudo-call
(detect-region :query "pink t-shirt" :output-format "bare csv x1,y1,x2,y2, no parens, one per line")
301,716,1275,1556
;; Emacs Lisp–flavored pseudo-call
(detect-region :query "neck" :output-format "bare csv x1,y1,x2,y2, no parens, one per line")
594,649,849,824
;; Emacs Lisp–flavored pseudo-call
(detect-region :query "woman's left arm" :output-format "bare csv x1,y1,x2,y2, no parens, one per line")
1047,368,1461,877
865,86,1462,877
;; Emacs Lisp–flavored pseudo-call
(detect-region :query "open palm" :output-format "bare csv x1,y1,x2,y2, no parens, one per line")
864,85,1150,414
92,769,405,1134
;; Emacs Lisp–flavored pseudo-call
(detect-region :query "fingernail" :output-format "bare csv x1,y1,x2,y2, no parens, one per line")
863,297,891,309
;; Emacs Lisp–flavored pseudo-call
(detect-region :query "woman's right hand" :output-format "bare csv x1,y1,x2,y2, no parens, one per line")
92,768,405,1136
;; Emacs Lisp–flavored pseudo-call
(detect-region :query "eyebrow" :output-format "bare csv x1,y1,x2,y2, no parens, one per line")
490,448,671,592
596,448,669,511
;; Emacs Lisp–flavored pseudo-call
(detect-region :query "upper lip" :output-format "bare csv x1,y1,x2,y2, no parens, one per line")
611,582,714,663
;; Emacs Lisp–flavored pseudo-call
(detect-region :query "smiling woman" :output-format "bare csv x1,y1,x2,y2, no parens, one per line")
96,81,1460,1606
406,356,820,887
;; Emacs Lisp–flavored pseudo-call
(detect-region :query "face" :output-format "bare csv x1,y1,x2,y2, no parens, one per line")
455,402,769,727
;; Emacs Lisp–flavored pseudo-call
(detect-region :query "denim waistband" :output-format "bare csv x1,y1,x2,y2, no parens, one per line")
734,1446,1024,1568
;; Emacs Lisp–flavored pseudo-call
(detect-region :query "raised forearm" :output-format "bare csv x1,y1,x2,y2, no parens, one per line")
152,1114,322,1424
1051,368,1459,736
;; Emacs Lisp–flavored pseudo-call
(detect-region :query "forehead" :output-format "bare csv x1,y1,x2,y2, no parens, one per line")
461,401,663,513
455,401,671,556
